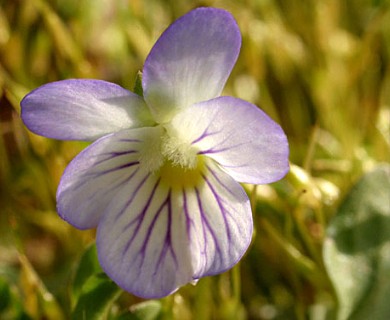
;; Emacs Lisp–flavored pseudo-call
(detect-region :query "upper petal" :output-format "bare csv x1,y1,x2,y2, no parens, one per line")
142,7,241,123
21,79,154,141
168,96,290,184
57,126,162,229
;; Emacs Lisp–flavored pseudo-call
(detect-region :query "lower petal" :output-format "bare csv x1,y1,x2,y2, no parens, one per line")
184,160,253,278
96,176,194,298
96,159,253,298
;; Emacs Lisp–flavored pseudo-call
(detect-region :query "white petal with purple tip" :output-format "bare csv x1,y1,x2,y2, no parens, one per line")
142,7,241,123
21,79,154,141
168,96,290,184
57,127,162,229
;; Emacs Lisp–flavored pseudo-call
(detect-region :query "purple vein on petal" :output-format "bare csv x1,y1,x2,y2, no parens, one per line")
205,164,237,198
109,168,146,221
67,161,140,195
195,187,223,268
153,190,179,275
90,154,138,175
119,138,142,143
83,167,140,204
189,107,222,145
115,172,153,224
71,162,139,193
138,189,169,266
191,129,221,145
96,161,140,176
121,178,161,259
216,164,247,169
194,188,208,267
101,150,138,158
183,189,193,241
201,174,232,246
197,141,247,155
80,147,140,179
206,164,247,237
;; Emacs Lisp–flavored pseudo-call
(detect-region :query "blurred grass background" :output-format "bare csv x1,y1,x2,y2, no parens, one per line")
0,0,389,319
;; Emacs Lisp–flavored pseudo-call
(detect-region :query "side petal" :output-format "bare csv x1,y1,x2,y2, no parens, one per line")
21,79,154,141
142,7,241,123
185,160,253,278
168,96,290,184
57,126,162,229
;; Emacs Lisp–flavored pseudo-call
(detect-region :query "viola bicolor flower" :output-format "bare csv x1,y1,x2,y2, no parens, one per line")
21,8,289,298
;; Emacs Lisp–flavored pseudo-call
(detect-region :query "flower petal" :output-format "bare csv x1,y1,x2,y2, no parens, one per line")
96,174,194,299
168,96,289,184
96,158,252,299
21,79,154,141
57,126,162,229
185,160,253,278
142,7,241,123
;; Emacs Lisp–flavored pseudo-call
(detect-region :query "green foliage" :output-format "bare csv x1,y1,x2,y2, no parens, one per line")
71,273,122,320
0,0,389,319
118,300,162,320
324,165,390,320
71,244,103,306
69,243,163,320
133,71,144,98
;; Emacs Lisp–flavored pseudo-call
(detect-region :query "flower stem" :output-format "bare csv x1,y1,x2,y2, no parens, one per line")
232,262,241,305
261,218,318,278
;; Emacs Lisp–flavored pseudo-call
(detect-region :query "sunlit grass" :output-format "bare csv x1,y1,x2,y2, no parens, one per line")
0,0,389,319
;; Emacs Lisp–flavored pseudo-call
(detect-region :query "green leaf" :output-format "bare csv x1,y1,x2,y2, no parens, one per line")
133,71,143,97
71,272,122,320
115,300,162,320
323,165,390,320
71,243,102,305
71,243,122,319
0,276,11,312
0,266,32,319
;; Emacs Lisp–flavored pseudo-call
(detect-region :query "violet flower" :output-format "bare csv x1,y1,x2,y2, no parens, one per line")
21,8,289,298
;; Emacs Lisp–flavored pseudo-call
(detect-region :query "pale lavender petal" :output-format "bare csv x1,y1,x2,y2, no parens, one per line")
57,126,162,229
183,160,252,278
96,175,194,298
142,7,241,123
168,96,289,184
96,158,252,299
21,79,154,141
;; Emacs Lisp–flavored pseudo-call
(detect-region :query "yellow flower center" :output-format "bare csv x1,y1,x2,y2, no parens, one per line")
158,157,205,190
138,125,205,189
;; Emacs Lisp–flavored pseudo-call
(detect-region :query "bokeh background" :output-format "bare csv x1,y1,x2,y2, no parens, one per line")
0,0,389,319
